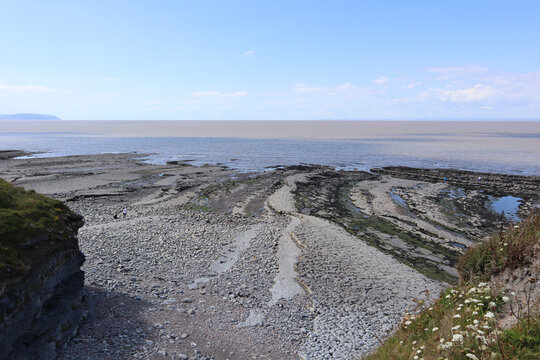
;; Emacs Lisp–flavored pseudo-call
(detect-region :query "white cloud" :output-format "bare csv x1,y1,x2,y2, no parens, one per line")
243,50,255,56
421,84,496,102
292,84,327,93
191,91,247,97
427,65,489,80
403,82,421,89
373,76,390,85
292,82,361,95
427,64,489,75
0,84,56,93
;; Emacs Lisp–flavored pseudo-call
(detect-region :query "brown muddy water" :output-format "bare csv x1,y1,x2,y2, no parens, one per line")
1,120,539,175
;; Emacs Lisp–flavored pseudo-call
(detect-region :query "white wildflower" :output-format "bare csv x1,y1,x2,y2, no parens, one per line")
432,327,439,332
442,341,453,349
452,334,464,343
452,325,461,330
484,311,495,319
502,296,510,303
453,314,461,319
466,354,479,360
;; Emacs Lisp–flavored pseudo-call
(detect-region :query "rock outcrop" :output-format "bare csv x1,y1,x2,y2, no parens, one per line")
0,179,87,359
372,166,540,199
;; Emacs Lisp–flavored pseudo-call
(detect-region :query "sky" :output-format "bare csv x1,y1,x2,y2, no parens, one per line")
0,0,539,120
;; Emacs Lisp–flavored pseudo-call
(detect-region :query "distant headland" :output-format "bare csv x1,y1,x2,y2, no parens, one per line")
0,113,60,120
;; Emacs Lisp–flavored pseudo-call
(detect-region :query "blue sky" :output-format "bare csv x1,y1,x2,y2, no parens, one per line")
0,0,539,120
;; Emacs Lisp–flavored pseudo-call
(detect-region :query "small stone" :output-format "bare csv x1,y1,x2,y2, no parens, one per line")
180,333,189,339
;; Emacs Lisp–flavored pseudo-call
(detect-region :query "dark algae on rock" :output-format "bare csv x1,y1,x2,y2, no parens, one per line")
0,178,88,359
293,167,540,284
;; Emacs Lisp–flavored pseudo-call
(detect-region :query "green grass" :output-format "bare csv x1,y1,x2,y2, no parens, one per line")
363,211,540,360
457,210,540,282
0,178,73,274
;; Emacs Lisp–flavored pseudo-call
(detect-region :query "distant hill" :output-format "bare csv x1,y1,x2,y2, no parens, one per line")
0,113,61,120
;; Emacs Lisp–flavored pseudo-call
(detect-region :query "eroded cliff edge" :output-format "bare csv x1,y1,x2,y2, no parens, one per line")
0,178,87,360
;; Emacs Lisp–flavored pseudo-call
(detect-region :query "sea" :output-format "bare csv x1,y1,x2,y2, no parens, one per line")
1,120,539,175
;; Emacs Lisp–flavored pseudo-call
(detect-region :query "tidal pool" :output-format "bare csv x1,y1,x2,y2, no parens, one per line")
487,195,522,221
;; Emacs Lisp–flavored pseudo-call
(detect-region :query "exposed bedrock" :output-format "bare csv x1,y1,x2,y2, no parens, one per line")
372,166,540,199
0,181,87,360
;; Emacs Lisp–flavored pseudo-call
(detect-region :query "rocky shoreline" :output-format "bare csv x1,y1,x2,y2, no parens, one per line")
1,152,538,359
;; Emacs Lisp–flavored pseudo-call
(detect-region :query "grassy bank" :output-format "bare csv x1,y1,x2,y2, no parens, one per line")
0,178,73,275
363,210,539,360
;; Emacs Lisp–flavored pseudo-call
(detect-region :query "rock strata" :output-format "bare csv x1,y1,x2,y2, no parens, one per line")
373,166,540,199
0,180,87,360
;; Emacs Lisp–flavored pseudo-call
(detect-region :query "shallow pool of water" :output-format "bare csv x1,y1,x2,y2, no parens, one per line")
390,188,409,209
487,195,522,221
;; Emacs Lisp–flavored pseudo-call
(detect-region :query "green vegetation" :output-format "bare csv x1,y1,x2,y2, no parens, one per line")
457,211,540,282
363,210,540,360
0,178,72,274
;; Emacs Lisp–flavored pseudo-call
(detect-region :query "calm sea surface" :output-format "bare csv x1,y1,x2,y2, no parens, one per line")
1,120,539,175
